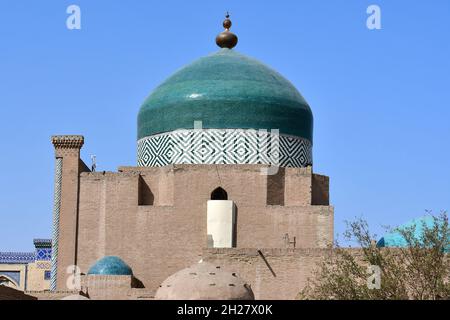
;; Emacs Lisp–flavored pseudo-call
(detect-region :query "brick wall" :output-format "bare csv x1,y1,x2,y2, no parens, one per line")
312,174,330,205
203,248,333,300
58,164,333,296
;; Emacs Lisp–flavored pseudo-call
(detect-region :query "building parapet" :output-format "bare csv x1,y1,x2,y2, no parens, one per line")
51,135,84,149
33,239,52,248
0,252,35,264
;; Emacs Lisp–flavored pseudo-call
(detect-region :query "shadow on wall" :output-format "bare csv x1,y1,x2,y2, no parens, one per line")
132,276,145,288
233,205,238,248
138,176,154,205
266,167,285,205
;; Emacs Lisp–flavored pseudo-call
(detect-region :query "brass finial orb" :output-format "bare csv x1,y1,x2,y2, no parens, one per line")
216,13,238,49
223,13,232,29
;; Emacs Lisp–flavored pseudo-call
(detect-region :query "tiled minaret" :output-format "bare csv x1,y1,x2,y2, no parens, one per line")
51,135,87,290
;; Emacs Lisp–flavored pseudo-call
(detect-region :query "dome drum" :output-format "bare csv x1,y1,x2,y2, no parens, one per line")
137,128,312,167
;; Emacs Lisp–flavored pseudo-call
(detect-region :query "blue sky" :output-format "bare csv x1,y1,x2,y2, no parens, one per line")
0,1,449,251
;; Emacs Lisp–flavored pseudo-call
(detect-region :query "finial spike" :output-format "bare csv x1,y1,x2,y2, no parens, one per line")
216,13,238,49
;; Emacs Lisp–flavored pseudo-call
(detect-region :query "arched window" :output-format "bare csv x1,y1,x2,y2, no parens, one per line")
0,275,18,288
211,187,228,200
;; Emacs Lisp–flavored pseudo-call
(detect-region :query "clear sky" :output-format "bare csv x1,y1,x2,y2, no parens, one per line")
0,0,449,251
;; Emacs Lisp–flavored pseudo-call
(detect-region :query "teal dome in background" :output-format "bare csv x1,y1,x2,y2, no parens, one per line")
377,215,449,252
138,48,313,141
87,256,133,276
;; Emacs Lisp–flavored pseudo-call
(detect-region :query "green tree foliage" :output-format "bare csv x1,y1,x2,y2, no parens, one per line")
300,212,450,300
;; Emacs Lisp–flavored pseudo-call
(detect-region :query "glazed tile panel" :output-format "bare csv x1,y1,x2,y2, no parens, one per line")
138,129,312,167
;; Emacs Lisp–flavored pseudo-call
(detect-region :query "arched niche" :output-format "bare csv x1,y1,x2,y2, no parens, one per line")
0,275,18,288
211,187,228,200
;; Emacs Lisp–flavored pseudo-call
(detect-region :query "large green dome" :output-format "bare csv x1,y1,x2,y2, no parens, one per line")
137,48,313,141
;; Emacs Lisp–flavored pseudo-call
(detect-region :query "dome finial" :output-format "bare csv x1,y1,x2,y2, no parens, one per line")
216,12,238,49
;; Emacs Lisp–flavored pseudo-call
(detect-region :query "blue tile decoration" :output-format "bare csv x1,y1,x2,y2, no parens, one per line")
0,252,35,264
0,238,53,290
36,248,52,261
36,261,51,269
0,238,52,264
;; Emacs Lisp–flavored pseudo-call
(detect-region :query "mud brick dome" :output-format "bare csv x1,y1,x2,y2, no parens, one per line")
155,262,255,300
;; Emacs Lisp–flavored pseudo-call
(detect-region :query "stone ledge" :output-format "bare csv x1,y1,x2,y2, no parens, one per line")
202,247,366,258
51,135,84,149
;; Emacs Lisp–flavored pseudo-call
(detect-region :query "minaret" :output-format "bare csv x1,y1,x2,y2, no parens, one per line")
50,135,87,290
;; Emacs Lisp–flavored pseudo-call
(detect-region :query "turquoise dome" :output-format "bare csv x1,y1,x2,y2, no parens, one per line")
87,256,133,276
138,48,313,141
377,216,449,252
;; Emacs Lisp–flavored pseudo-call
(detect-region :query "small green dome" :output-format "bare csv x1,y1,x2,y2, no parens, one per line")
138,49,313,141
87,256,132,276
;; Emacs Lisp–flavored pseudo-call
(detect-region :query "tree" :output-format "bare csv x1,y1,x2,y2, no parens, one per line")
299,212,450,300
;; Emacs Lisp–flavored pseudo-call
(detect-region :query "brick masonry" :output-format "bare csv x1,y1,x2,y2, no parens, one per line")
52,138,334,299
203,248,332,300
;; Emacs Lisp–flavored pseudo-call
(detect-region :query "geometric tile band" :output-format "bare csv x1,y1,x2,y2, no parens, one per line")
137,129,312,168
0,252,35,264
